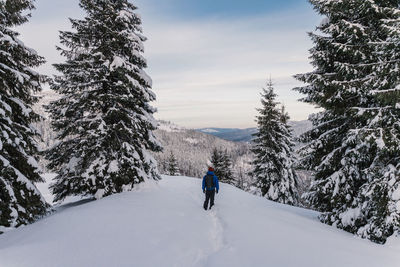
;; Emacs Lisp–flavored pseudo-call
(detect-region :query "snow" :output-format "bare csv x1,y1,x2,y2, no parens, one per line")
392,187,400,201
374,128,385,149
340,207,361,227
0,175,399,267
36,173,57,204
27,156,39,169
185,137,199,144
10,97,32,116
118,10,135,21
36,173,91,205
108,160,119,173
94,189,105,200
0,155,42,199
67,157,80,171
109,56,125,70
319,17,330,27
0,63,30,84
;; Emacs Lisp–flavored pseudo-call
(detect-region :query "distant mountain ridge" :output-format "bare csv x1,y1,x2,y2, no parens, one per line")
154,121,252,181
196,128,257,142
32,91,253,184
33,91,307,190
197,120,312,142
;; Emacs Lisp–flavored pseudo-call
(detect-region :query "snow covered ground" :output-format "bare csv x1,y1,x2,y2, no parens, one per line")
1,175,399,267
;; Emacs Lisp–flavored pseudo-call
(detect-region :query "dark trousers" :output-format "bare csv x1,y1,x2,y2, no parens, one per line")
203,190,215,210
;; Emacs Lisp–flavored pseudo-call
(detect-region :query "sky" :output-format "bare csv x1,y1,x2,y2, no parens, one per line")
18,0,322,128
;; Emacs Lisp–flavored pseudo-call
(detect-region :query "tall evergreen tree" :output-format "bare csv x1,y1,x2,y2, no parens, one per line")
251,80,299,206
211,147,224,178
221,149,235,185
295,0,400,243
0,0,48,232
166,151,179,176
210,148,235,185
46,0,162,202
356,2,400,243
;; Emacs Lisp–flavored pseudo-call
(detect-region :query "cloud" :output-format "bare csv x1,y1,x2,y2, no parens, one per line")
17,1,321,128
144,14,320,127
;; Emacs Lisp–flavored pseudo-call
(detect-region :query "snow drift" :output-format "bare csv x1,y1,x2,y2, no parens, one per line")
0,175,399,267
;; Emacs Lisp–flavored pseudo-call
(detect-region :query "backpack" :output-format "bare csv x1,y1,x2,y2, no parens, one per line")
205,174,215,189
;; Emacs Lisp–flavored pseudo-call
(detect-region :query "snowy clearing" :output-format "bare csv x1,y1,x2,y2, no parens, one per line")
0,175,399,267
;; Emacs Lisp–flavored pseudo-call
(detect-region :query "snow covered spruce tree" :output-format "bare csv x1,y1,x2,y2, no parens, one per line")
166,151,179,176
372,6,400,107
356,3,400,243
210,148,235,185
46,0,162,202
0,0,49,232
295,0,400,243
250,80,299,206
221,149,235,185
210,148,224,179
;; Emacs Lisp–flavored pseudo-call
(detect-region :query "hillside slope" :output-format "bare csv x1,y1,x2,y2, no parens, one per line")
32,92,252,182
0,176,399,267
153,121,251,179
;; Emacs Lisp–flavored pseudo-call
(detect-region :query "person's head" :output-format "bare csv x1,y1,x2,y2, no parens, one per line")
208,167,215,172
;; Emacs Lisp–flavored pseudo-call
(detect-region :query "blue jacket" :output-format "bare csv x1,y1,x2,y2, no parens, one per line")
202,171,219,191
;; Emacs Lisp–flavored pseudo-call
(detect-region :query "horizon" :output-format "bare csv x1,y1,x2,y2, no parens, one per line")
178,120,310,130
18,0,322,128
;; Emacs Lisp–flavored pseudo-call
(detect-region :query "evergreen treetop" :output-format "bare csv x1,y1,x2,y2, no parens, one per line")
251,79,299,206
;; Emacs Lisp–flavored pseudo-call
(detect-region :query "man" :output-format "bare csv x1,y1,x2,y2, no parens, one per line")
202,167,219,210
